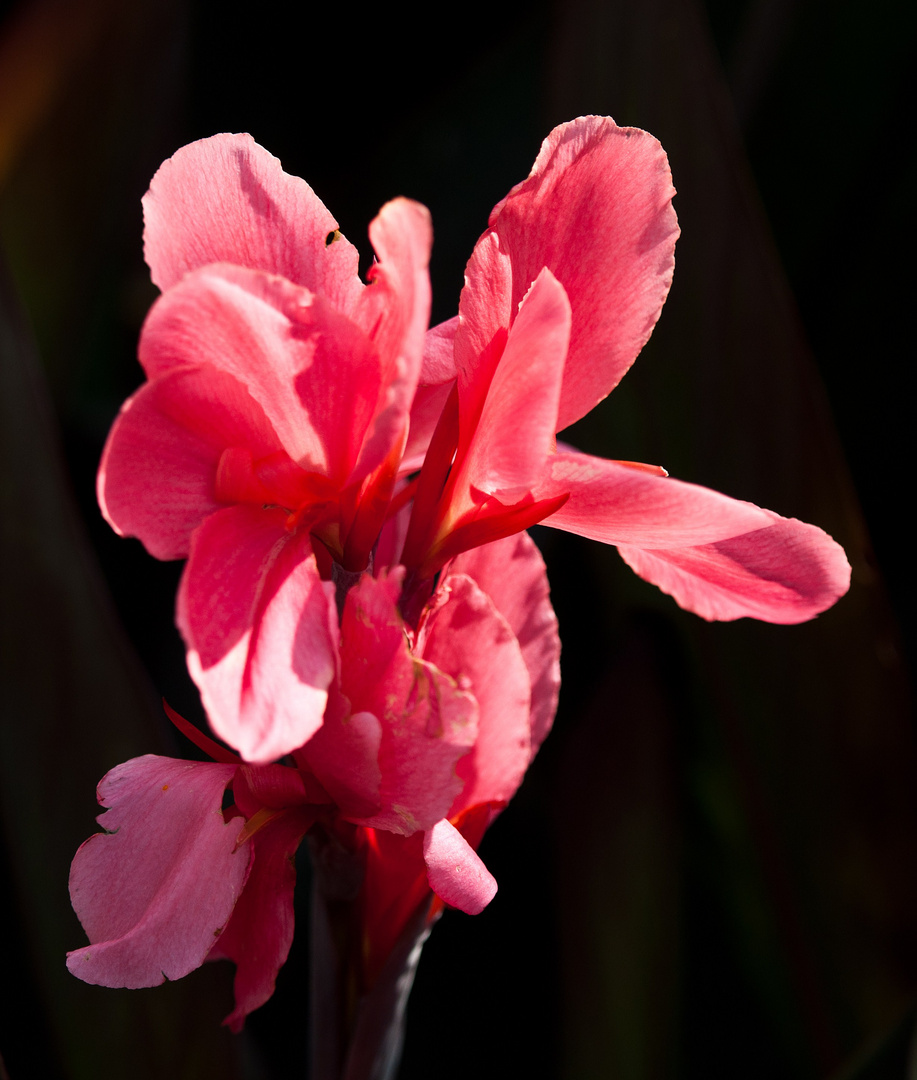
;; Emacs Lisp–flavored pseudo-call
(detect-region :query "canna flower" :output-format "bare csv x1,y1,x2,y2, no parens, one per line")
398,116,850,623
98,134,434,763
67,532,558,1029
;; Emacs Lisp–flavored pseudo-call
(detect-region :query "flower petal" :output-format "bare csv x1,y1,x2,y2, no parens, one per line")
142,132,362,312
460,268,570,499
209,804,315,1031
540,451,772,545
98,365,282,560
450,532,560,757
420,572,532,814
67,756,246,988
423,819,497,915
177,506,338,763
139,264,382,478
484,115,679,430
617,512,852,623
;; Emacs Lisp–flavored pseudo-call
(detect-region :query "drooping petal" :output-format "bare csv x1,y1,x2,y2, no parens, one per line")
458,267,570,500
419,573,532,814
539,451,773,545
142,133,362,312
422,819,497,915
67,756,246,989
209,804,315,1032
98,365,282,560
319,571,478,835
617,512,852,623
139,265,382,479
450,532,560,757
481,115,680,430
177,506,338,763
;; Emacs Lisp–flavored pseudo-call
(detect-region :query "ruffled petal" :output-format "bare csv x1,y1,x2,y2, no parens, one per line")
325,572,478,834
420,573,532,814
486,115,679,430
143,133,362,312
450,532,560,757
617,512,852,623
423,819,497,915
98,365,282,560
67,756,246,988
209,804,315,1031
139,264,382,479
177,506,338,763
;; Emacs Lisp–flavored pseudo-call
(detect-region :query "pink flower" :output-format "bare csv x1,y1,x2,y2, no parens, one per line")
98,134,434,763
398,116,851,623
67,533,559,1029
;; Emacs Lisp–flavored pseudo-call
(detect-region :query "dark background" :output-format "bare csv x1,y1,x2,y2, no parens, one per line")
1,0,916,1077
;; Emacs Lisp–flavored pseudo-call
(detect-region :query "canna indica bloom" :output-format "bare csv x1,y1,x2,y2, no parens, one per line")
68,533,558,1029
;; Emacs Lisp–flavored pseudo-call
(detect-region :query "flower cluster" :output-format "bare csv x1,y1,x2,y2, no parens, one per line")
67,118,850,1031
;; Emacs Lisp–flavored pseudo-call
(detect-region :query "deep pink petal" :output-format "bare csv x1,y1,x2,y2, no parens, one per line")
480,116,680,430
347,199,433,483
67,756,247,988
139,265,381,478
143,133,362,312
422,819,497,915
209,806,314,1031
419,573,532,814
539,451,773,545
313,572,477,834
177,506,338,763
303,704,383,821
459,267,570,499
98,365,282,560
617,512,851,623
449,532,560,757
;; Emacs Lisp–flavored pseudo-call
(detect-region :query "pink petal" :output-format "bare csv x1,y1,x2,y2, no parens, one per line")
483,116,679,430
330,572,478,834
209,805,315,1031
540,451,772,545
459,267,570,499
177,506,338,763
98,365,282,560
67,756,247,988
139,264,381,479
403,381,453,472
143,133,362,312
346,199,433,484
421,316,459,384
303,705,384,821
423,819,497,915
420,573,532,814
450,532,560,757
617,512,851,623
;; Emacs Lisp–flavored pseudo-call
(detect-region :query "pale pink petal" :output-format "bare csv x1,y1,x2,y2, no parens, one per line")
450,532,560,756
209,805,314,1031
420,574,532,814
348,199,433,483
143,133,362,312
139,265,381,478
483,116,679,430
539,451,772,545
421,316,459,384
98,365,282,560
403,381,453,472
459,268,570,499
617,513,851,623
331,572,478,834
67,756,246,988
177,506,338,763
423,819,497,915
